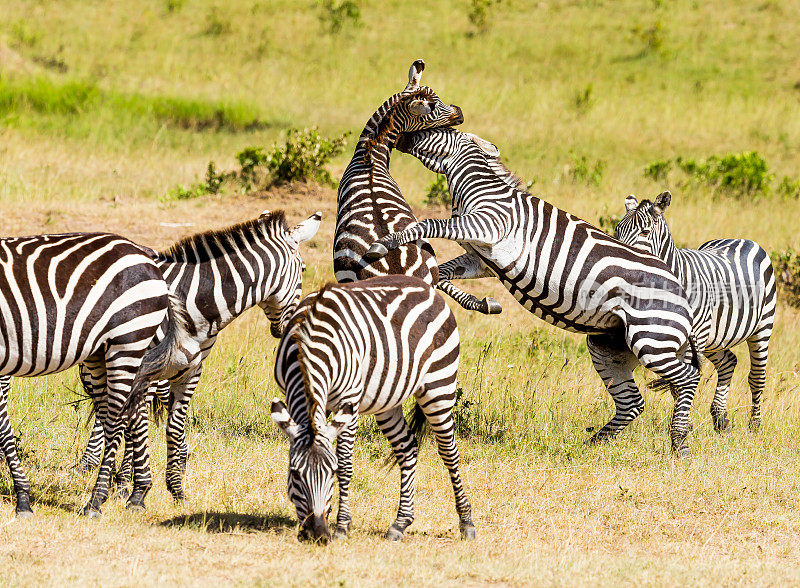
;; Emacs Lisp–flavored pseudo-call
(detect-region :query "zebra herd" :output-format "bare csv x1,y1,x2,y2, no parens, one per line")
0,60,776,544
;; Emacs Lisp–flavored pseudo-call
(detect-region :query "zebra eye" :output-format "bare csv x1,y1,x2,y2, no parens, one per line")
640,229,651,237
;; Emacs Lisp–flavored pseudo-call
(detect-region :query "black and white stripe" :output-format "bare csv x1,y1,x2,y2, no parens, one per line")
615,192,776,430
73,211,320,501
0,232,185,517
333,60,499,314
366,128,704,455
272,276,474,542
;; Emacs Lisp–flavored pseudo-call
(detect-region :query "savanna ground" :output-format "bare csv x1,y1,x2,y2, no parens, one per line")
2,0,800,584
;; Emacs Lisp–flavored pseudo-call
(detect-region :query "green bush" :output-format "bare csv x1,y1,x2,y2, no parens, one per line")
597,211,622,236
319,0,361,34
643,158,672,181
771,249,800,305
264,127,348,187
424,174,450,207
777,176,800,199
467,0,501,34
567,152,605,186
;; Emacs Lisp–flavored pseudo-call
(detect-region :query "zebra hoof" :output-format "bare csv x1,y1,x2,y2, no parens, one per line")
364,243,389,261
114,487,131,501
749,418,762,433
15,509,34,520
125,502,146,513
332,529,348,541
712,416,730,433
385,526,405,542
460,523,476,541
483,298,503,315
83,506,102,520
68,463,90,477
674,446,691,459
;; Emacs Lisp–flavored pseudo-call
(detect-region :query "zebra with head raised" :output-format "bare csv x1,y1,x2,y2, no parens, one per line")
72,211,320,502
333,59,500,314
272,276,474,543
615,191,776,431
365,127,704,455
0,232,188,517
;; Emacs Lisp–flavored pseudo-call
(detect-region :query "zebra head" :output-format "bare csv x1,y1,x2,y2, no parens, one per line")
614,191,672,257
271,398,354,543
396,127,500,175
258,211,322,338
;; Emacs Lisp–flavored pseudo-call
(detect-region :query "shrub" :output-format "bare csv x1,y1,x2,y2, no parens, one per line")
236,147,269,191
573,83,594,113
202,8,233,36
676,151,772,197
467,0,500,35
319,0,361,34
264,127,348,187
597,211,622,236
567,152,605,186
777,176,800,199
632,20,664,56
643,158,672,182
772,249,800,305
424,174,450,207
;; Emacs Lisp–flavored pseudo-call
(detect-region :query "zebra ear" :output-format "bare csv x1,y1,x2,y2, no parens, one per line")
464,133,500,158
271,398,300,441
289,212,322,245
323,403,355,440
624,195,638,212
404,59,425,91
408,99,433,117
653,191,671,215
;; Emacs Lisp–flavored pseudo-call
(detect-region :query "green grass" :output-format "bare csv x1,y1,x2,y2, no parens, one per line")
2,0,800,583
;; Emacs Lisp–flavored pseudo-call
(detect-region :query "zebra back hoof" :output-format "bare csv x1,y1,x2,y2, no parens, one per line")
125,502,146,513
83,505,103,520
749,417,762,433
385,526,405,542
15,509,34,520
364,243,389,261
712,414,730,433
68,463,91,477
332,529,349,541
460,523,476,541
674,446,691,459
483,298,503,315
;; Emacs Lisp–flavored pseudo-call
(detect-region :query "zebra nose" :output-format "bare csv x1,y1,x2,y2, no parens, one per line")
301,514,331,544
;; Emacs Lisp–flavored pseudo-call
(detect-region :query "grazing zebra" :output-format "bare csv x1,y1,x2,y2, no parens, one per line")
365,128,703,455
333,59,499,314
0,232,186,517
272,276,474,543
73,211,321,501
615,191,776,431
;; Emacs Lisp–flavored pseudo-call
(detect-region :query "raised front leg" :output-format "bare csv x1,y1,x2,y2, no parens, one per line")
333,412,359,539
437,253,502,314
364,213,507,261
0,376,33,518
374,406,419,541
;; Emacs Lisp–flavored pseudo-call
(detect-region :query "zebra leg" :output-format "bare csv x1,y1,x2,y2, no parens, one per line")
706,350,736,432
375,406,418,541
0,376,33,518
124,399,152,511
586,335,643,441
165,367,202,501
333,413,359,539
436,253,501,314
417,384,475,540
72,363,106,473
747,329,771,432
365,215,504,260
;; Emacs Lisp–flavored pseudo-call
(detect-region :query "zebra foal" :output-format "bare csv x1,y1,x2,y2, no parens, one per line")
615,191,776,431
73,210,321,502
366,128,703,455
272,276,475,543
0,232,186,517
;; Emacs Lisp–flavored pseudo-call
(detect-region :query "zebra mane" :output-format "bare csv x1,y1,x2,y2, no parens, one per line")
289,283,339,437
158,210,288,263
361,87,438,166
486,157,529,192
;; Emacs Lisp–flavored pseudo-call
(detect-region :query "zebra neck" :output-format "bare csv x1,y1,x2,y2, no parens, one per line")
659,237,689,283
157,257,267,337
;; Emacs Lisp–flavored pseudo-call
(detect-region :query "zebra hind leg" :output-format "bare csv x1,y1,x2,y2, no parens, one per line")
417,383,475,541
586,335,643,442
375,406,418,541
706,350,736,432
124,400,152,511
747,330,771,432
0,376,33,518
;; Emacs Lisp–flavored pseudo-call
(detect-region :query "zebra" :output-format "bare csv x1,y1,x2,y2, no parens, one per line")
0,232,188,518
365,127,703,455
272,275,475,543
333,59,500,315
615,191,776,431
70,210,320,501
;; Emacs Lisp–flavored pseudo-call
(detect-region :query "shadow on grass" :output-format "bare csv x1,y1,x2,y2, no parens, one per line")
160,511,295,533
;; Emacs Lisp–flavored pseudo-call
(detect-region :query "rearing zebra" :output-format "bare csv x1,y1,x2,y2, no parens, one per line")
73,211,320,502
0,232,187,517
272,276,474,542
366,127,702,455
333,59,499,314
615,191,776,431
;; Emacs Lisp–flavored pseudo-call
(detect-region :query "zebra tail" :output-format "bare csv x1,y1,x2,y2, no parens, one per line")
122,294,191,420
688,334,701,370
